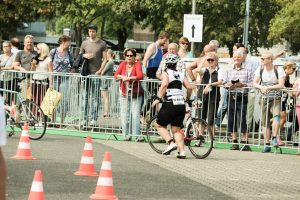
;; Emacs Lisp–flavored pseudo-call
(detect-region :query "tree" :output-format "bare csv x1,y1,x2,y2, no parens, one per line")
269,0,300,53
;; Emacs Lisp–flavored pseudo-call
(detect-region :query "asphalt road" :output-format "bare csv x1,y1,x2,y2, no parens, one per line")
3,134,233,200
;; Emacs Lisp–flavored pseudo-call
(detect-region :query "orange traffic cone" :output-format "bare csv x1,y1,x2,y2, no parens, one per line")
74,136,98,176
90,152,118,200
11,122,36,160
28,170,44,200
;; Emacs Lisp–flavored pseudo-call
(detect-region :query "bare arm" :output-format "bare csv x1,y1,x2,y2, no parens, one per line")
157,72,169,98
142,43,155,67
183,78,192,99
96,50,108,75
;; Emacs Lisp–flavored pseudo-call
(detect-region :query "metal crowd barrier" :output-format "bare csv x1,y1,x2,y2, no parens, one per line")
1,70,299,152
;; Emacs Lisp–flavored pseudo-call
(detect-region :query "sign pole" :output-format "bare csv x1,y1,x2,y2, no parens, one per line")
191,0,196,56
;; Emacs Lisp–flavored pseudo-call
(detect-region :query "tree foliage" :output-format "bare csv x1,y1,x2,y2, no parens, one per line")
269,0,300,53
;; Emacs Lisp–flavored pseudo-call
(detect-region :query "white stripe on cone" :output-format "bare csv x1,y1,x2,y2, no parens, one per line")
80,156,94,164
97,177,113,186
101,161,112,170
30,181,44,192
18,142,30,149
21,131,29,136
84,143,93,150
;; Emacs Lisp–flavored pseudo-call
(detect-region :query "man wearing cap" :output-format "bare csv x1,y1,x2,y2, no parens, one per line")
80,24,107,126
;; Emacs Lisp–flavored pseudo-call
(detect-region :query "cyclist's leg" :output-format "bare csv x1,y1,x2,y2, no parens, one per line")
171,126,184,153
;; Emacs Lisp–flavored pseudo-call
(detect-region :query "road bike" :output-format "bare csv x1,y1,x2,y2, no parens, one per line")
1,77,47,140
146,99,213,159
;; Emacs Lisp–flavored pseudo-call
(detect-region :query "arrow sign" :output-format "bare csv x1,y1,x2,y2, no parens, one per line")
183,14,203,42
191,25,195,38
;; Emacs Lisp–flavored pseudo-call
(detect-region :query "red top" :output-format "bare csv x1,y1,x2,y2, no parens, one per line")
114,61,144,97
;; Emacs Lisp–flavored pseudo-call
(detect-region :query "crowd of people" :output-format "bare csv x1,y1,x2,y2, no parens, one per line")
0,27,299,157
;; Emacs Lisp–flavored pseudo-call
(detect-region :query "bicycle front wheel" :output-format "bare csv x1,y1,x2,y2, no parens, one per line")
17,100,47,140
186,118,213,159
146,116,167,154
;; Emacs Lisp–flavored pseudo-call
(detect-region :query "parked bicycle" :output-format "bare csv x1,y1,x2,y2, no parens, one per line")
146,98,213,159
1,77,47,140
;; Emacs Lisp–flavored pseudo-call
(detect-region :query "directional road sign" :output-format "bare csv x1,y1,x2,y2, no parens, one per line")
183,14,203,43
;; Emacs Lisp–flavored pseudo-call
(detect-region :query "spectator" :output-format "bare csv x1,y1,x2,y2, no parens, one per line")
10,37,20,54
215,43,245,128
50,35,74,125
292,75,300,145
193,52,223,135
279,61,296,144
142,31,169,79
31,43,53,107
80,24,107,126
237,47,260,132
0,41,16,104
0,95,7,200
100,49,115,118
13,35,36,72
209,40,219,53
253,52,285,153
178,36,193,58
114,48,144,141
13,35,37,100
156,43,186,80
152,54,192,158
224,50,252,151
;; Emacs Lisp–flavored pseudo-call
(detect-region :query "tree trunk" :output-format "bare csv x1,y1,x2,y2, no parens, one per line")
100,17,106,39
74,23,82,57
116,27,128,51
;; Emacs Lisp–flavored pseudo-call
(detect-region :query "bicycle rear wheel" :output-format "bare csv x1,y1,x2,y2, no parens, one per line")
186,118,213,159
17,100,47,140
146,116,167,154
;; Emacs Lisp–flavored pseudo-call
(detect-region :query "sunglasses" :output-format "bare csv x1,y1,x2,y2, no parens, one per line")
181,42,189,45
207,59,215,62
261,57,270,61
126,54,134,57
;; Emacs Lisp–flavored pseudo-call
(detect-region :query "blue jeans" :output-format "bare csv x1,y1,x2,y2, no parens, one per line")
215,89,228,126
120,94,142,136
82,78,101,121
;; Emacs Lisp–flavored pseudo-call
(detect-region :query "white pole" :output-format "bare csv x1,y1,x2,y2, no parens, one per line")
243,0,250,47
191,0,196,56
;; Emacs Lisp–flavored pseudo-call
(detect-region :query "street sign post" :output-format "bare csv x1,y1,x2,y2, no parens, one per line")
183,14,203,43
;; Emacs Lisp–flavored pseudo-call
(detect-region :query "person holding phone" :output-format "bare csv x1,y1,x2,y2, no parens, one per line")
223,50,252,151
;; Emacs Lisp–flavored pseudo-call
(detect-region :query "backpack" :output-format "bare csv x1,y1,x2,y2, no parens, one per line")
260,65,278,84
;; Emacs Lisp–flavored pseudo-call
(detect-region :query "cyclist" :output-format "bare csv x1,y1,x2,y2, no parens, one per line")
152,54,192,159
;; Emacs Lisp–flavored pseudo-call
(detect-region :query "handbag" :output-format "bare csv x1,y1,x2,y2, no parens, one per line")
73,53,90,76
40,88,62,117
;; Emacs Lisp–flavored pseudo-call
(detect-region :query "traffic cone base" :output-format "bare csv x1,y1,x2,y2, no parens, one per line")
75,136,98,176
90,152,118,200
11,122,36,160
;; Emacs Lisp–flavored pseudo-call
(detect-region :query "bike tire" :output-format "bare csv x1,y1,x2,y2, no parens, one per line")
146,116,167,154
186,118,213,159
17,100,47,140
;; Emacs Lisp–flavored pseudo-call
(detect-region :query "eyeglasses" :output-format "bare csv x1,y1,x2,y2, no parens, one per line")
3,46,10,48
126,54,134,57
207,59,215,62
181,42,189,45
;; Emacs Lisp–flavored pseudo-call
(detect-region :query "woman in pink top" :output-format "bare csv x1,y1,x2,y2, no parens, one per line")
114,48,144,141
292,74,300,130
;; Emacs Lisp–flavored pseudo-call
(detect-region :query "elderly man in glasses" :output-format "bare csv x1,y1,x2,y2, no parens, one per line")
223,50,252,151
253,52,286,153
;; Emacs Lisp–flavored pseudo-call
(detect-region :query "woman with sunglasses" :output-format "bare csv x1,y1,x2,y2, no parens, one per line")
193,52,222,135
178,36,193,59
114,48,144,141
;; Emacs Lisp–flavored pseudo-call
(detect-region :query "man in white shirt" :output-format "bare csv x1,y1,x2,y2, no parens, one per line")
253,52,285,153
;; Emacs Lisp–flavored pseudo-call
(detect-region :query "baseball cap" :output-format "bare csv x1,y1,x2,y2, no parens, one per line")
88,24,98,32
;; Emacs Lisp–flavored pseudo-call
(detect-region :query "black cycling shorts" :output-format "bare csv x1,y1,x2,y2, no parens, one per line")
157,102,185,127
